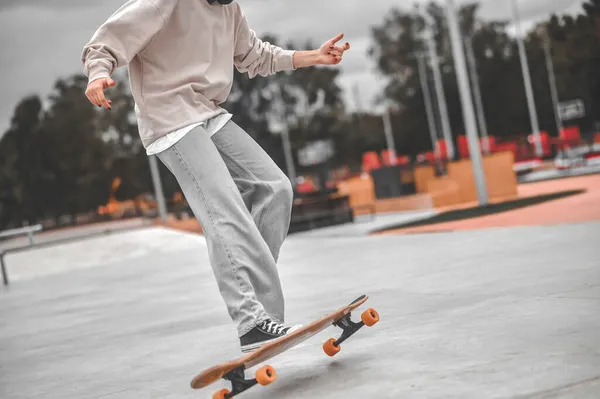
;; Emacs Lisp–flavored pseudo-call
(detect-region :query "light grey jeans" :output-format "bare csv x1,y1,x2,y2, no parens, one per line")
157,120,293,336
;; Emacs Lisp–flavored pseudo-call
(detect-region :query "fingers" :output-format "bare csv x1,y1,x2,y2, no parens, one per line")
105,78,117,88
330,43,351,53
86,89,111,109
85,89,101,107
85,78,113,109
330,32,344,45
324,53,343,64
326,39,350,65
98,91,112,109
329,44,350,55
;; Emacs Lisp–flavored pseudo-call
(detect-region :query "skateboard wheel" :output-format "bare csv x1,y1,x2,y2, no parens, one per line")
255,365,277,386
323,338,341,357
212,388,231,399
361,308,379,327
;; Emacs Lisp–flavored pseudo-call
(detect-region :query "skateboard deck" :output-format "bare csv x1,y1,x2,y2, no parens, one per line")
190,294,379,398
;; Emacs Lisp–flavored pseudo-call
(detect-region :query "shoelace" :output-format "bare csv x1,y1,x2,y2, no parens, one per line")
261,320,286,335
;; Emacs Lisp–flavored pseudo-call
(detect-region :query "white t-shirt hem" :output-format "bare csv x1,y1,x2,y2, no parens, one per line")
145,112,233,156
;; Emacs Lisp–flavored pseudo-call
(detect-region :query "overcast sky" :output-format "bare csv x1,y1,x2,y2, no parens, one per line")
0,0,585,136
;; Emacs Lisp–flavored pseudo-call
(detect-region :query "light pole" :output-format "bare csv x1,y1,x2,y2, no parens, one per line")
542,35,563,137
148,155,167,223
445,0,488,205
280,124,297,188
421,5,455,160
275,85,297,188
510,0,543,157
464,34,490,154
382,106,397,164
416,53,440,156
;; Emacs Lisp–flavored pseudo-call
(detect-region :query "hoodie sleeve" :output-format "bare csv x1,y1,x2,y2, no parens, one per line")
81,0,175,84
233,6,296,78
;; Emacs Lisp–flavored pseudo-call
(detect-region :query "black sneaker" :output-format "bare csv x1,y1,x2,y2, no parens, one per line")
240,319,302,353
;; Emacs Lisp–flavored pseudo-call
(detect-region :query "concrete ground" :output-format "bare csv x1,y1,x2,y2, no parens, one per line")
1,222,599,399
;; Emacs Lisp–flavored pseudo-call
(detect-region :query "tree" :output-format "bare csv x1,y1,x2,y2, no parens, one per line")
38,75,114,221
368,0,600,157
0,96,44,227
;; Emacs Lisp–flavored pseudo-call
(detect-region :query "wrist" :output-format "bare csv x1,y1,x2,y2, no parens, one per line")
86,62,111,85
293,50,321,69
308,49,321,65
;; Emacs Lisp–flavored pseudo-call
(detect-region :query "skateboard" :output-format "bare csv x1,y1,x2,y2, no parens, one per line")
190,294,379,398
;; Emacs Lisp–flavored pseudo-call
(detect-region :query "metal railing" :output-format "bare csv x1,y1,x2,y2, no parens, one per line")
0,225,42,245
0,222,151,286
0,225,43,285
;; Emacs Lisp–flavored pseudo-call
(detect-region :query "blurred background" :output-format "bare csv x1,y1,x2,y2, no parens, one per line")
0,0,599,236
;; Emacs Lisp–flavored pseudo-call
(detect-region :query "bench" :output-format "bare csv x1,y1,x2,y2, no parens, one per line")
289,194,354,233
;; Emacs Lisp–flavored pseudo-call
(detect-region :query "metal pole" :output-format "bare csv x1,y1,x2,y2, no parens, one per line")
275,85,297,188
464,35,490,154
382,107,397,164
417,53,440,155
510,0,543,157
281,124,297,189
422,7,455,159
1,254,8,286
445,0,488,205
148,155,168,223
543,37,563,136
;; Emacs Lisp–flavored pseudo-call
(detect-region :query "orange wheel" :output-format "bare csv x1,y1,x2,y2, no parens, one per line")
212,388,231,399
323,337,341,357
255,365,277,386
361,308,380,327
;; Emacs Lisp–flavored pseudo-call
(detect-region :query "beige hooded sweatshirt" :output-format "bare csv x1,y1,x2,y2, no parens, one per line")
81,0,296,148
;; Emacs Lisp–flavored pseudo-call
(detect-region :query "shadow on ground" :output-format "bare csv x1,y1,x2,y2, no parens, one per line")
373,189,585,234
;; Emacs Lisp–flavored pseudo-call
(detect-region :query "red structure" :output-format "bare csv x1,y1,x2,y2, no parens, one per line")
495,142,519,159
380,149,397,166
362,151,381,172
457,135,497,157
527,131,552,157
435,139,450,160
560,126,582,147
396,155,410,165
457,135,469,158
480,136,496,152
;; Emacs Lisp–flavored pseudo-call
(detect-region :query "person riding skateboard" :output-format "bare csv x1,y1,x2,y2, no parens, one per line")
81,0,350,353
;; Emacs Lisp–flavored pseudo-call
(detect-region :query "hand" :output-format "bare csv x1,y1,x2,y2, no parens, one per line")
85,77,116,110
317,33,350,65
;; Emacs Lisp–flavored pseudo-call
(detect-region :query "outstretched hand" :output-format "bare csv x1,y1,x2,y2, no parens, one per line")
85,77,116,110
317,33,350,65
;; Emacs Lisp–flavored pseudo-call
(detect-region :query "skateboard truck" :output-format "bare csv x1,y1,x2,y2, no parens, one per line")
323,305,379,357
222,367,254,399
332,313,364,347
215,364,276,399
